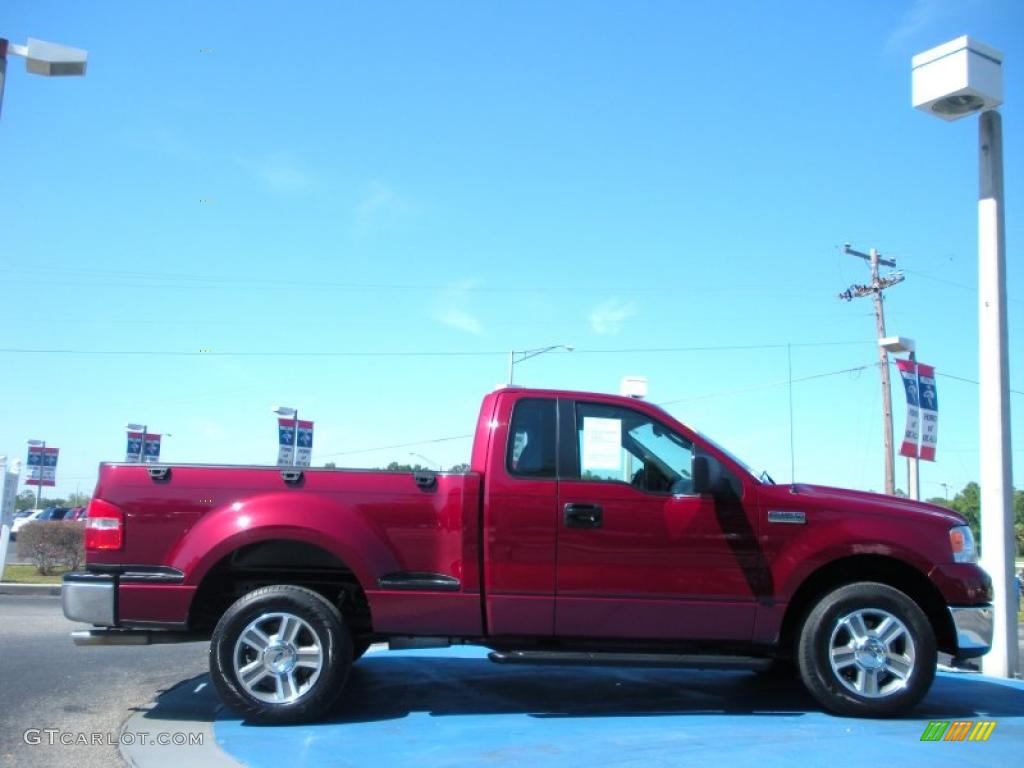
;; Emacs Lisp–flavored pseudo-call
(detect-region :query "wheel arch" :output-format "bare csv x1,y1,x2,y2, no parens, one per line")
776,554,956,657
188,538,374,636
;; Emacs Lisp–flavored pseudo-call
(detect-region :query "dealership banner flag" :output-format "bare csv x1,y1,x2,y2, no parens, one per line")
295,421,314,467
895,359,920,458
277,419,295,466
126,432,144,462
143,434,162,463
918,364,939,461
25,446,58,487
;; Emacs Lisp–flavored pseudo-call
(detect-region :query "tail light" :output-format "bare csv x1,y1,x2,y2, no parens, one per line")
85,499,123,550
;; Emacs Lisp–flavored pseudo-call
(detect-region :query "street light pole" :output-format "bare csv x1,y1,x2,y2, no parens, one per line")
0,36,88,122
33,440,44,508
508,345,574,385
977,108,1016,679
410,453,441,471
912,36,1015,678
0,40,7,119
907,347,919,501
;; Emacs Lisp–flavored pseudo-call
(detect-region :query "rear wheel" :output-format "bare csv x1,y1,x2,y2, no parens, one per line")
797,582,935,717
210,584,352,723
352,639,372,662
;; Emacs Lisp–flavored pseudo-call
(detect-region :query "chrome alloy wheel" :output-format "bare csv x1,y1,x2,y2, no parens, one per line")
828,608,916,698
232,612,324,704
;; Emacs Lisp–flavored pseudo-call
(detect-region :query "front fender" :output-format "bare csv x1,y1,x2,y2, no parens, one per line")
770,515,942,603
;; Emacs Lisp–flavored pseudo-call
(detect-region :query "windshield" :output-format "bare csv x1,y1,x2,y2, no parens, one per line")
697,432,773,484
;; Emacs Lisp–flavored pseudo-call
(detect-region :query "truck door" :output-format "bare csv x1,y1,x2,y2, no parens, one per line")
481,396,560,636
554,399,760,642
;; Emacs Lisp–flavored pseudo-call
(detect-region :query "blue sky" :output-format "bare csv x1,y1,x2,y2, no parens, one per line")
1,0,1021,501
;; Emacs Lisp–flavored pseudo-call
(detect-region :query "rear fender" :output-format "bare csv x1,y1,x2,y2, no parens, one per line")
166,493,396,590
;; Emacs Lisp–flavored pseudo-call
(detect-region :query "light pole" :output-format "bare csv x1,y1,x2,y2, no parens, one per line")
913,36,1015,678
880,336,918,500
508,345,573,385
0,36,87,120
409,453,441,470
26,439,45,508
272,406,299,467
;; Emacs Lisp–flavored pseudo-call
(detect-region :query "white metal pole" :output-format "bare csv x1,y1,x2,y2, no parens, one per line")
977,110,1017,679
0,40,7,120
36,441,44,508
508,350,515,385
908,350,919,500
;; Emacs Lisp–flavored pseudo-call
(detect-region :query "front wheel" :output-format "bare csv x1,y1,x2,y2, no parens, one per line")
210,584,352,723
797,582,936,717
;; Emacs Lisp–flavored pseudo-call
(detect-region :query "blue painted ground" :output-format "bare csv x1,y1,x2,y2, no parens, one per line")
216,646,1024,768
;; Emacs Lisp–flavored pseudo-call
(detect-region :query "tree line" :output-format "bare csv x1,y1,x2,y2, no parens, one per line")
926,483,1024,555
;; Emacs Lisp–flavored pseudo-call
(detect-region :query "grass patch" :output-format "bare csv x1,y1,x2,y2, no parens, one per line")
2,564,69,584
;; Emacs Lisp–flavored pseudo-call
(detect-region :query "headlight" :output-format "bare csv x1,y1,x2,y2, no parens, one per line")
950,525,977,563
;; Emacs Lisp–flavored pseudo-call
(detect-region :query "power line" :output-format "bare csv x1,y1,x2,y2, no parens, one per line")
315,433,474,459
933,370,1024,396
0,340,875,357
657,364,877,406
0,266,786,298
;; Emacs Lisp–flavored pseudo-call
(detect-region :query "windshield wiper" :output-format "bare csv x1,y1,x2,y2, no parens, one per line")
759,470,775,484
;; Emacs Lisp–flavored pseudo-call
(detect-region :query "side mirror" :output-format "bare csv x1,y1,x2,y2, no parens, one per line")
692,453,737,498
692,454,720,495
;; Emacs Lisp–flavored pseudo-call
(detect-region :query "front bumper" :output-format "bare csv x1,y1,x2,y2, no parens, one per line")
948,604,993,658
62,573,115,626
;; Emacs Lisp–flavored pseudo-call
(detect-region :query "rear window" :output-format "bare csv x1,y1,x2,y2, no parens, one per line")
506,398,557,478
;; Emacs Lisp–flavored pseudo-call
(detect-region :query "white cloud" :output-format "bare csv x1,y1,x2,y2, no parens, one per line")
437,307,484,336
355,181,414,229
195,420,229,441
433,279,484,336
589,298,637,335
236,153,311,194
885,0,958,53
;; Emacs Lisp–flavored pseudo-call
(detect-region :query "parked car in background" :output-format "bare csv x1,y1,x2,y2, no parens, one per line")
38,507,71,522
10,509,46,540
65,507,88,522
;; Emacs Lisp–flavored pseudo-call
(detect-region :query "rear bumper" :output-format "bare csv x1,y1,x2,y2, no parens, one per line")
948,604,993,658
62,573,115,626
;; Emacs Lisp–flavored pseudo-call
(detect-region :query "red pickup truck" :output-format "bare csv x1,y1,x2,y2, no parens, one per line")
63,387,992,722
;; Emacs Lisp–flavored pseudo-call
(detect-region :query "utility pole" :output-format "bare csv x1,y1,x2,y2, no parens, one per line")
838,244,906,495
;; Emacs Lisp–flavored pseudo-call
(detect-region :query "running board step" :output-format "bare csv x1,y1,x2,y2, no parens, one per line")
487,650,774,670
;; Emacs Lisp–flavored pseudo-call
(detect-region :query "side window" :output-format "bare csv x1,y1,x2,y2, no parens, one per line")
506,398,557,478
575,402,694,494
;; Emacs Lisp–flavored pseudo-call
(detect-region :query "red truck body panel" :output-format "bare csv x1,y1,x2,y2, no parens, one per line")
82,387,989,649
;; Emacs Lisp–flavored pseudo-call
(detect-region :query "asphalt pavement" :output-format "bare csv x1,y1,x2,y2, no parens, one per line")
3,591,1023,768
3,536,32,566
0,595,208,768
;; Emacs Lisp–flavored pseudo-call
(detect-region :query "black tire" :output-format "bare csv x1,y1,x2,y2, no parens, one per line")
351,639,372,662
210,584,352,723
754,658,796,679
797,581,936,717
